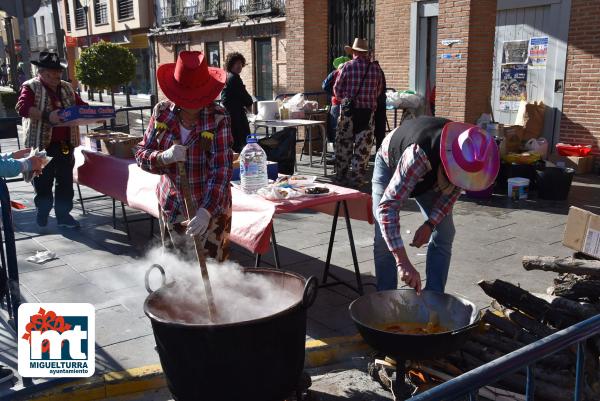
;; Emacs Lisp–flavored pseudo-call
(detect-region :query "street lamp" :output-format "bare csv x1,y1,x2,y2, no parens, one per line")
81,0,99,100
82,0,90,47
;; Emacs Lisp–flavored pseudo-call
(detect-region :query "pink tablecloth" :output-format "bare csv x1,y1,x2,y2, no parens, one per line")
73,148,372,255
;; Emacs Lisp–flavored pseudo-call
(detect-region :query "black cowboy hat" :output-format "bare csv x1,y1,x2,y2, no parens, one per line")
31,51,68,70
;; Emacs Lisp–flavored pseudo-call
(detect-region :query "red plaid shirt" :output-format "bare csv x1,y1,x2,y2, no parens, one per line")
376,140,462,253
135,101,233,223
333,56,383,110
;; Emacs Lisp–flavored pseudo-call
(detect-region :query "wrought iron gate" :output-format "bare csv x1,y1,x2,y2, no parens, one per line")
328,0,375,68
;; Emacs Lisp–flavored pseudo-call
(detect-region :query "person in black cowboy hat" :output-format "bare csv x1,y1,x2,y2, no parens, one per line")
16,51,88,229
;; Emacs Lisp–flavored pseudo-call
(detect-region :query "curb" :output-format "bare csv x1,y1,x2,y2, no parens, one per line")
24,335,369,401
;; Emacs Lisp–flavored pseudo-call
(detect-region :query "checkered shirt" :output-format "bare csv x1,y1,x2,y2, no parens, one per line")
135,101,233,223
376,143,462,252
333,56,383,110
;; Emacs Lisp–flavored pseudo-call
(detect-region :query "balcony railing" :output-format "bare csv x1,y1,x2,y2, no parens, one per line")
46,33,57,49
161,1,198,25
94,0,109,25
75,7,87,29
159,0,285,26
238,0,284,16
117,0,134,20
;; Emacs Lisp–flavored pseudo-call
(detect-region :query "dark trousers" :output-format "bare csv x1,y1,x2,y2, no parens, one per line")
33,142,74,220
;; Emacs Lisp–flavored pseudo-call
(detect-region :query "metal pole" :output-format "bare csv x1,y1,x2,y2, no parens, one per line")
50,0,67,80
4,17,18,90
15,0,32,80
82,5,94,101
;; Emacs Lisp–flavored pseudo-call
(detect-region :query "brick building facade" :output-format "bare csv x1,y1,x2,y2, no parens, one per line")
560,0,600,155
152,0,599,157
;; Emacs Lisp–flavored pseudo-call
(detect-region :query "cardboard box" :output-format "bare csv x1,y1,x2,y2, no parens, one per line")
60,106,116,126
549,154,594,174
100,134,141,159
563,206,600,259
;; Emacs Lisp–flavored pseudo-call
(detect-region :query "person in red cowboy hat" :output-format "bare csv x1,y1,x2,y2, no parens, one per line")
136,51,233,261
373,116,499,293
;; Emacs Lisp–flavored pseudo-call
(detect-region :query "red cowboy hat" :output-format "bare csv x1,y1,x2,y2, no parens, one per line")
157,51,226,109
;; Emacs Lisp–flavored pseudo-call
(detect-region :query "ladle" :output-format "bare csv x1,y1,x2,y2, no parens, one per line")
173,139,217,321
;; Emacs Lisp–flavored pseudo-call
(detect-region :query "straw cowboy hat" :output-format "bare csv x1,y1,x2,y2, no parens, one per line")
157,51,226,109
344,38,370,55
31,51,67,70
440,122,500,191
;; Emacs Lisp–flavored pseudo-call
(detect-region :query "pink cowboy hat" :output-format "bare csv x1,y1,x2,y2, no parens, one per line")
157,51,226,109
440,122,500,191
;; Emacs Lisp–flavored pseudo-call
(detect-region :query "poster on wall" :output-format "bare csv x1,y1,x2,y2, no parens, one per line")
499,64,528,111
502,40,529,64
528,37,549,69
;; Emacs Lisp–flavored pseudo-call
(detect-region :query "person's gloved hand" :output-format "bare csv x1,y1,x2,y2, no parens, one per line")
159,144,187,165
185,208,211,237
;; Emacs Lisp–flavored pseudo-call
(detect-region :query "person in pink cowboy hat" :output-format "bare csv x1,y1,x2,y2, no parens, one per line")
136,51,233,261
373,116,499,293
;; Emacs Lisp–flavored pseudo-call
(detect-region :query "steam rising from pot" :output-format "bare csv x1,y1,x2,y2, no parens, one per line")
142,248,300,325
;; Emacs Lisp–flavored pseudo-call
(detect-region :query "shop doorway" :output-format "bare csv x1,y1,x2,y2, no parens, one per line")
328,0,375,68
491,0,571,146
254,38,273,100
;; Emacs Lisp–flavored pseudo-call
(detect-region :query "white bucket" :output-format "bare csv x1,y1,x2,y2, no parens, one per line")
256,101,279,120
507,177,530,201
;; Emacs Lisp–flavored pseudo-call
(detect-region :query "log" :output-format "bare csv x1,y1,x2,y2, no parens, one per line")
478,279,578,328
553,279,600,302
472,331,573,370
523,256,600,277
506,309,556,337
447,351,574,401
482,310,540,343
461,341,575,390
549,296,600,320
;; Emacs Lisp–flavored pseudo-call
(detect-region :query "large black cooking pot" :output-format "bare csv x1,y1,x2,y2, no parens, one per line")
349,289,481,361
144,264,318,401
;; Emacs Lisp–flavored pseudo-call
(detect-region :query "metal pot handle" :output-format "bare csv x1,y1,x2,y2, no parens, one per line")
145,264,168,294
302,276,318,309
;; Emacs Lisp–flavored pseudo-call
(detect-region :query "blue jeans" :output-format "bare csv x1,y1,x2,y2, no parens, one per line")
372,153,455,292
327,104,340,143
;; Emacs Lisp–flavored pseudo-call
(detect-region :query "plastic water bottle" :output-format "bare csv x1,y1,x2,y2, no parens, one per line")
240,134,268,194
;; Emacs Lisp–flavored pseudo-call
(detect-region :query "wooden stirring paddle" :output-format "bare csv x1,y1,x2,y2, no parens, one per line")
173,139,217,322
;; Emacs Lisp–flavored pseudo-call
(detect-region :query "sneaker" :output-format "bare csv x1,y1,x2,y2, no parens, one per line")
36,213,48,227
0,365,14,385
57,215,80,229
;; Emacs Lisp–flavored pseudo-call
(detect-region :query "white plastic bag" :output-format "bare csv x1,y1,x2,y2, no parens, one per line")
525,138,549,159
284,93,306,119
386,91,423,110
22,148,52,183
26,250,57,264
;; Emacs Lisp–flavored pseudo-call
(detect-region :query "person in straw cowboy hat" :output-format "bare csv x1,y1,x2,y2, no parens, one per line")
333,38,384,187
136,51,233,261
373,116,499,293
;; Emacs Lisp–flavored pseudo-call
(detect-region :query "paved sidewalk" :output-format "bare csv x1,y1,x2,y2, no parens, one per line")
0,129,598,398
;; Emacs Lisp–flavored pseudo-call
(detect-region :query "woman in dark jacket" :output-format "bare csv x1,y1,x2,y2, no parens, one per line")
221,52,253,152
